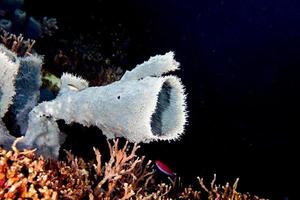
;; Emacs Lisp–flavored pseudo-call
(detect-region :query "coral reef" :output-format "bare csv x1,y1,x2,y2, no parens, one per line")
0,138,265,199
0,31,42,135
0,45,19,119
11,53,42,134
0,42,187,159
51,28,128,86
0,3,271,199
22,52,187,158
0,29,35,56
0,0,58,39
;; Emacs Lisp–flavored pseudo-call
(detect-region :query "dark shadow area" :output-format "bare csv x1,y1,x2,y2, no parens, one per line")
57,120,108,161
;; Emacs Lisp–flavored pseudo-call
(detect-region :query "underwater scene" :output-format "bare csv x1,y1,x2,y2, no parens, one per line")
0,0,293,199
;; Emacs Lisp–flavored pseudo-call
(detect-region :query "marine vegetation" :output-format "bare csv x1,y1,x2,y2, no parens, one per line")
0,138,265,199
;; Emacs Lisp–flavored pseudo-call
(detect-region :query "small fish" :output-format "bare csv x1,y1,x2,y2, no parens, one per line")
0,179,5,187
155,160,176,177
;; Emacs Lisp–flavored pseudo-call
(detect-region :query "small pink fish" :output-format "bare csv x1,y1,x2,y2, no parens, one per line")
155,160,176,177
0,179,5,188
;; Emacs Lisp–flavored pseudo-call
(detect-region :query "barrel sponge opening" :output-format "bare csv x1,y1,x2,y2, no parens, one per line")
150,76,187,140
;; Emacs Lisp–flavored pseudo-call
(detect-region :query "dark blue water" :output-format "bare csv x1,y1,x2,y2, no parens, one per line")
24,0,296,199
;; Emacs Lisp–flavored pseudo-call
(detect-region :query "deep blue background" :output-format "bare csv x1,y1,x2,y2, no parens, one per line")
26,0,296,199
